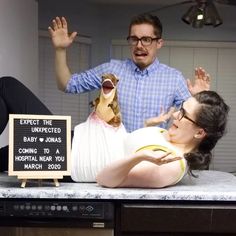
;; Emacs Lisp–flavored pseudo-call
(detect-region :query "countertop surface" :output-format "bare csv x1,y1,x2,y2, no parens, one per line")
0,170,236,201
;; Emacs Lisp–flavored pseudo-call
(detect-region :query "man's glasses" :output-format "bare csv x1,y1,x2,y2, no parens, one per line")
127,36,159,46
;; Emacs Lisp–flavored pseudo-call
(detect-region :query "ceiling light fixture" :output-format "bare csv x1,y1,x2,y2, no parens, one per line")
182,0,223,28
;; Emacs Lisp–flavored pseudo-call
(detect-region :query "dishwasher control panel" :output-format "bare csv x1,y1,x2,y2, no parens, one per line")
0,200,114,219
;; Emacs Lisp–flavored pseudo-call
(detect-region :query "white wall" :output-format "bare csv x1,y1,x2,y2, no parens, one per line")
0,0,38,147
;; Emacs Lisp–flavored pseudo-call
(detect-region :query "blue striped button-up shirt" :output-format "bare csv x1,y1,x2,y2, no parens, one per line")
66,58,191,132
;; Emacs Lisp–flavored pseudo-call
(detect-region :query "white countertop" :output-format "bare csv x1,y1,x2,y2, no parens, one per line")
1,170,236,201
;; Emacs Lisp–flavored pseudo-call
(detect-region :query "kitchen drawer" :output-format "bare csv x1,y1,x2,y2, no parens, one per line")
212,205,236,233
120,203,212,233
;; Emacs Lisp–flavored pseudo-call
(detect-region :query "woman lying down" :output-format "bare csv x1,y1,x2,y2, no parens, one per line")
71,75,229,188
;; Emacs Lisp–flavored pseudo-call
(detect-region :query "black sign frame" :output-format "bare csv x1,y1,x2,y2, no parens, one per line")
8,114,71,181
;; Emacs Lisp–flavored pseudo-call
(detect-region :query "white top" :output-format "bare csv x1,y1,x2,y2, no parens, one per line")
124,126,187,184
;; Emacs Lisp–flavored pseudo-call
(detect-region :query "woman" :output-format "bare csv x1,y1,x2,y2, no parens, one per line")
96,91,229,188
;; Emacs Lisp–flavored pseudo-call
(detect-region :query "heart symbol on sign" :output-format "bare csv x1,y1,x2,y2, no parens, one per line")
39,138,44,142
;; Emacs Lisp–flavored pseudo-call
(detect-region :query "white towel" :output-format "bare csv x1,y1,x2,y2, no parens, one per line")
71,112,127,182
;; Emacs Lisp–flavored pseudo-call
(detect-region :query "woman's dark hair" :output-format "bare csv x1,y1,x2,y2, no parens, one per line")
128,14,163,38
184,91,230,177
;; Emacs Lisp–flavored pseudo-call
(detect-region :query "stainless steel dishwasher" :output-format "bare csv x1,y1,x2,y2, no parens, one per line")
0,199,114,236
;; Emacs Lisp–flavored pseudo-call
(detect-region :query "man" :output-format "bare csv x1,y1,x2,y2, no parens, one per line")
48,14,210,132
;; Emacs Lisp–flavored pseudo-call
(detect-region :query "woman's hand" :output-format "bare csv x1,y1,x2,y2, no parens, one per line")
134,149,182,165
187,67,211,95
48,17,77,49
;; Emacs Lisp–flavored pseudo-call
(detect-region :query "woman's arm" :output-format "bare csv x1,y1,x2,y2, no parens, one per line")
96,150,182,188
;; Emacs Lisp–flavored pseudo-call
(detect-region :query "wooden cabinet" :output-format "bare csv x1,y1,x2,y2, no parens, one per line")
115,202,236,235
0,227,113,236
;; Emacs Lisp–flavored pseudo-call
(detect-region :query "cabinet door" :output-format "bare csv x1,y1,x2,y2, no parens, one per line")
120,204,212,233
212,205,236,233
0,227,17,236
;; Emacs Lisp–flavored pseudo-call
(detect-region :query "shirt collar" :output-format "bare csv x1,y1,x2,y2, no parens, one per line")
129,58,160,76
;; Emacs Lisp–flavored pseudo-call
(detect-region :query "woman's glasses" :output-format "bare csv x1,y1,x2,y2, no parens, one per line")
177,103,199,126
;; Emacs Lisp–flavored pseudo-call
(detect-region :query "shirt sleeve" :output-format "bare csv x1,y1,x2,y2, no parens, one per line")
65,61,116,94
173,71,191,107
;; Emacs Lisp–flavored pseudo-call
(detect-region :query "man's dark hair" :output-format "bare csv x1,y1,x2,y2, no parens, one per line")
128,14,163,38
